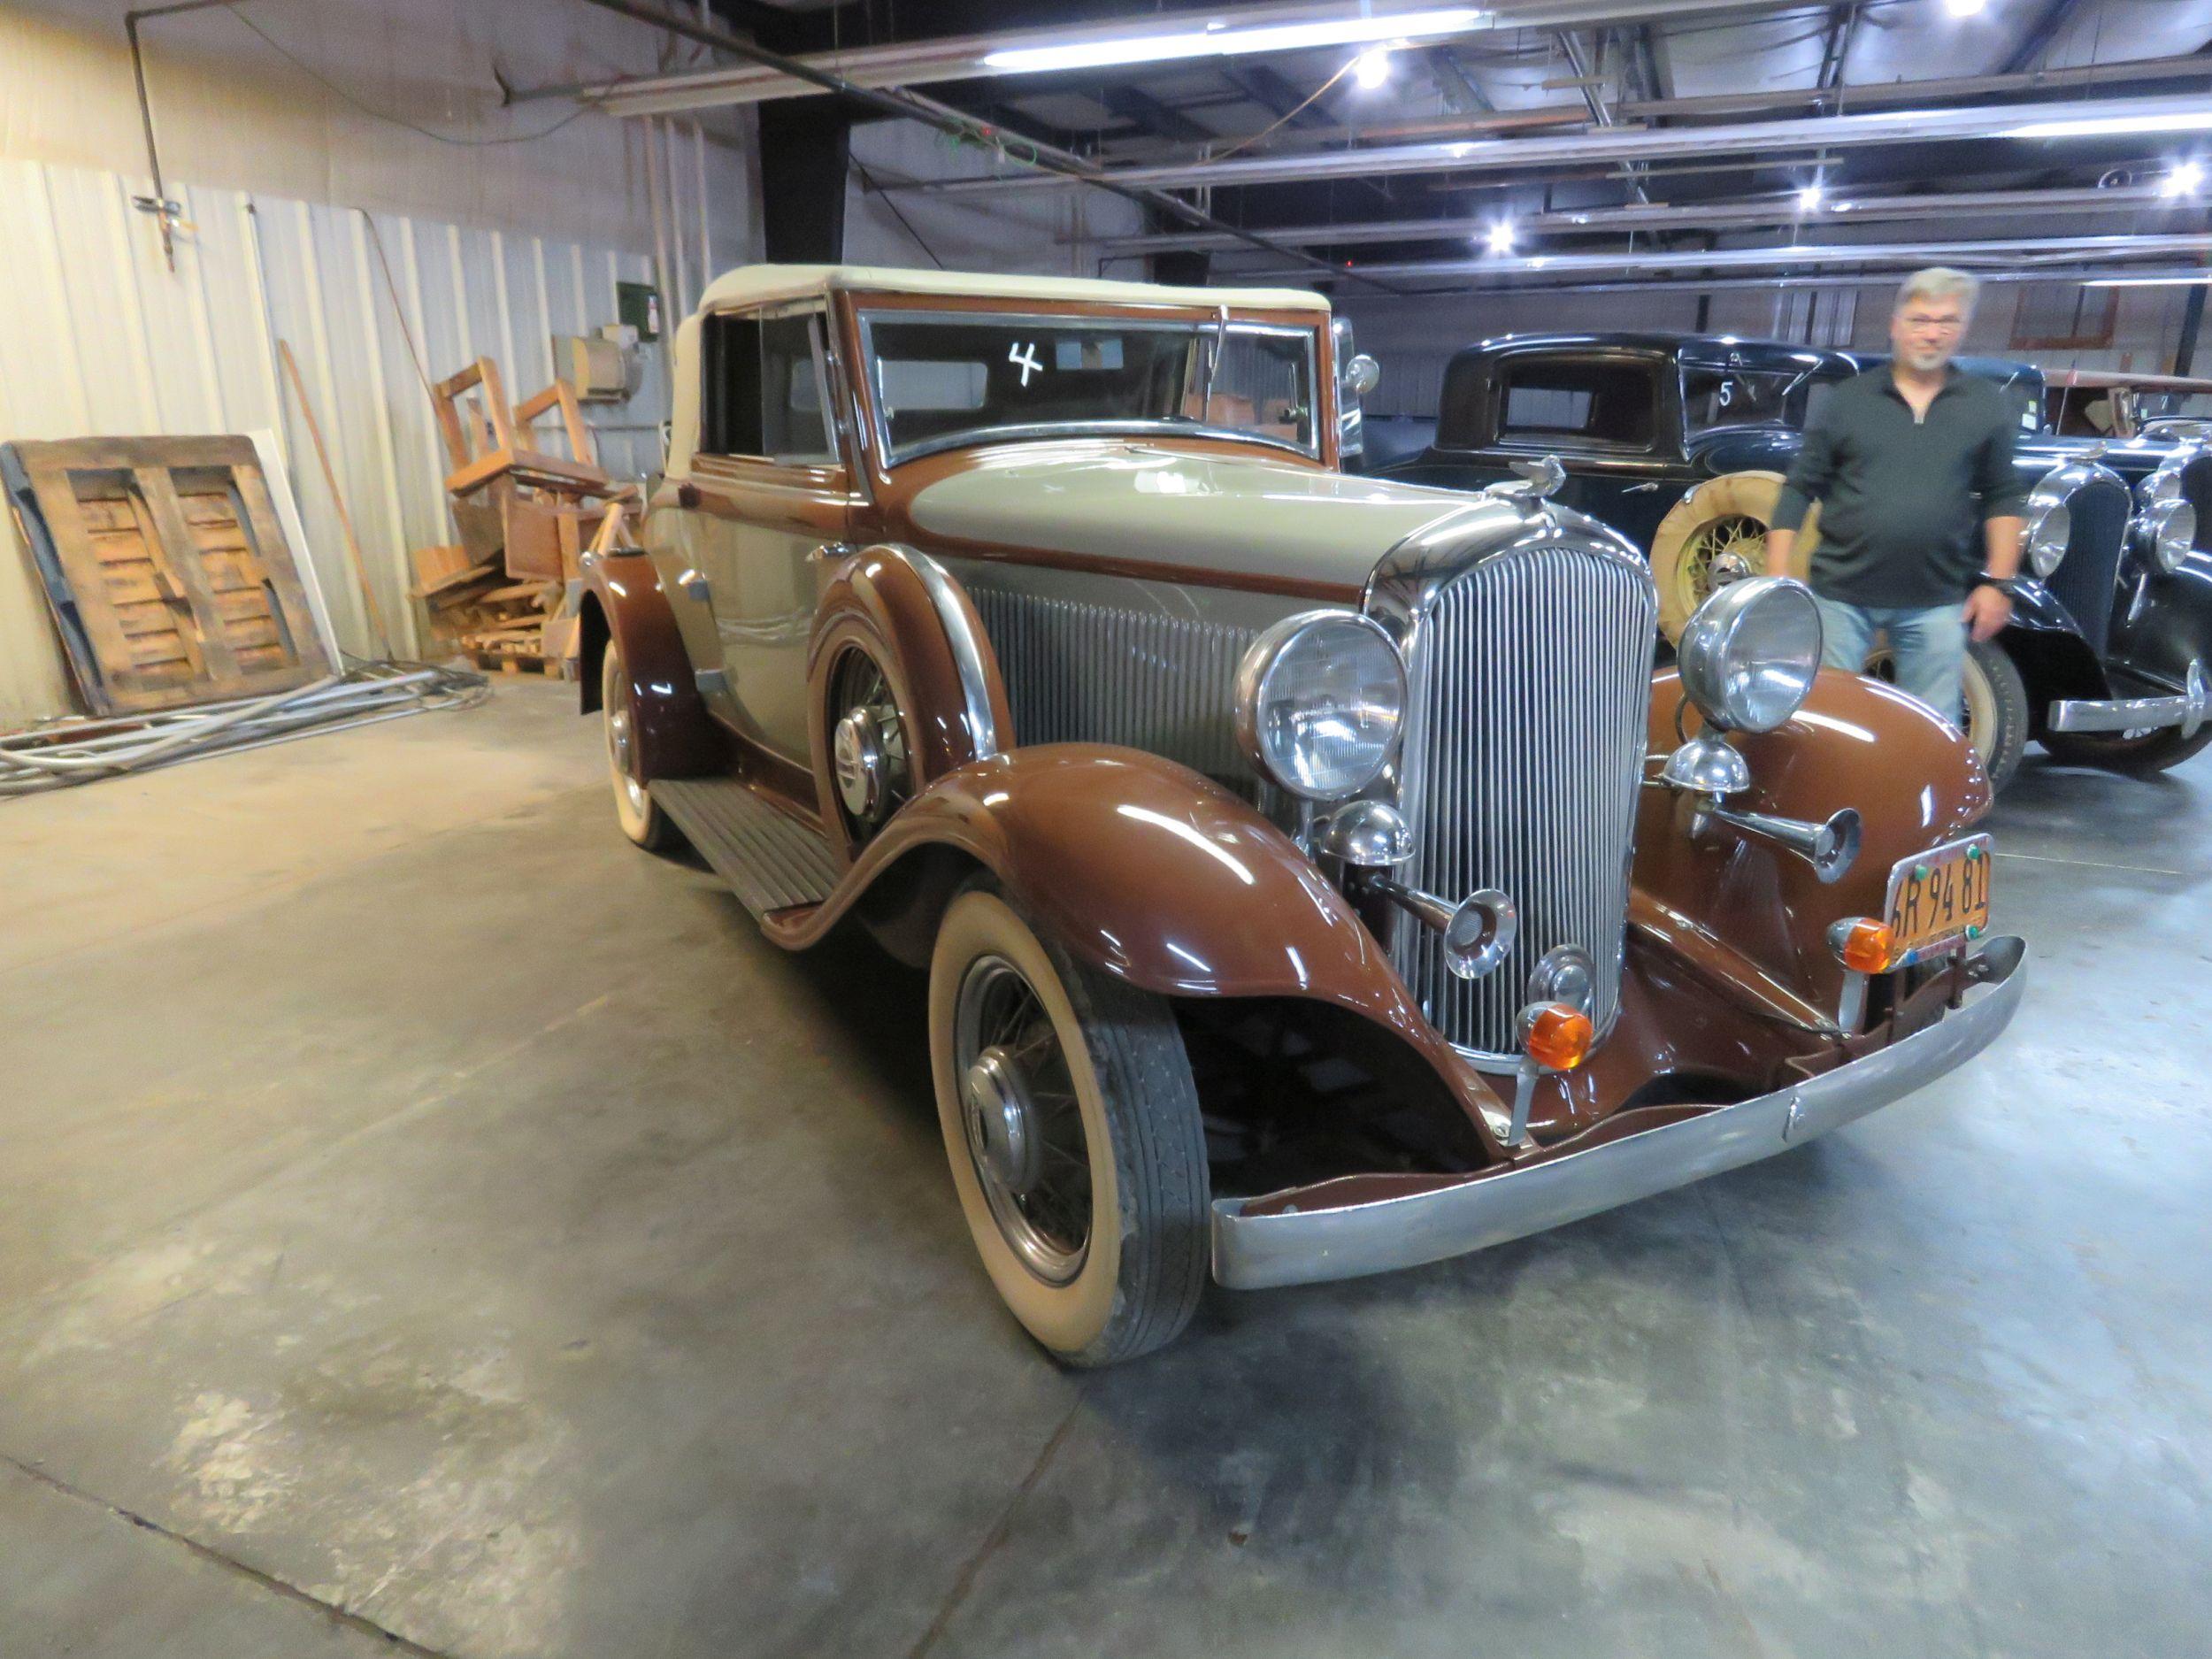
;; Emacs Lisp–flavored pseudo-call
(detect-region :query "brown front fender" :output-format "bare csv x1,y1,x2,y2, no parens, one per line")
1636,666,1992,1010
803,543,1014,849
576,555,721,781
766,743,1501,1121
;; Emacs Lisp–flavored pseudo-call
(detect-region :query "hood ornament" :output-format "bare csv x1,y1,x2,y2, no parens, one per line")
1481,454,1566,503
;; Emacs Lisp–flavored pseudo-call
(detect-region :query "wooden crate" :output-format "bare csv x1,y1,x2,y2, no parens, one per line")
3,436,333,715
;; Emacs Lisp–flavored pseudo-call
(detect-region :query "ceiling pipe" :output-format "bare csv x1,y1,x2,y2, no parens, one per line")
526,0,1809,116
1256,232,2212,285
902,93,2212,196
1089,185,2189,256
570,0,1405,294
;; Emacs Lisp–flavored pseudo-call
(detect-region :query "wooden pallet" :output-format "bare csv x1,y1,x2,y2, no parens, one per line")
2,436,333,716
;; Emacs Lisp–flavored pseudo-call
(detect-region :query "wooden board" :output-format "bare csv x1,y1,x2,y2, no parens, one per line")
3,436,334,716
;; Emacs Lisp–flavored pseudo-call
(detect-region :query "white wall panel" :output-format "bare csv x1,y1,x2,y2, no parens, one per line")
1,157,685,727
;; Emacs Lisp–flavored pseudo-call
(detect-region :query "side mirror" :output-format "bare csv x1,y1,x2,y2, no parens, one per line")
1343,353,1380,397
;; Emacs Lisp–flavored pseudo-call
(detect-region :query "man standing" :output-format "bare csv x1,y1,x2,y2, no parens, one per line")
1765,268,2026,724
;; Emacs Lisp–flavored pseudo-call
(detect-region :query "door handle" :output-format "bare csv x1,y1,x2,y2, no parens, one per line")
809,541,857,564
1624,481,1663,494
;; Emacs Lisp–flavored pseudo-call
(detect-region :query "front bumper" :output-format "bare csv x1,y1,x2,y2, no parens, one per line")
2047,660,2208,737
1210,935,2028,1290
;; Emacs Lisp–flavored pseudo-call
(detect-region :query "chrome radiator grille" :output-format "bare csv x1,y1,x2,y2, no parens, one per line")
967,588,1273,803
1392,544,1657,1061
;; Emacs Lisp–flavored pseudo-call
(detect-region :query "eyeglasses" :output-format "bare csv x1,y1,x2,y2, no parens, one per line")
1900,313,1967,333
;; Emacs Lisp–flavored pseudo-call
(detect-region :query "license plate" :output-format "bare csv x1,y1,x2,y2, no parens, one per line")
1883,834,1993,964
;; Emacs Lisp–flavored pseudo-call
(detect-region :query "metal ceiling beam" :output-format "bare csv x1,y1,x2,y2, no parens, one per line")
1071,51,2212,165
1090,186,2189,255
569,0,1402,292
1096,84,1217,144
903,93,2212,195
533,0,1809,117
1341,265,2212,298
1218,61,1337,133
1259,233,2212,286
2002,0,2092,76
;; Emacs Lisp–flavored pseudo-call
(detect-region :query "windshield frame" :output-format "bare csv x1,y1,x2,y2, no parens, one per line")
1677,360,1841,437
853,305,1325,468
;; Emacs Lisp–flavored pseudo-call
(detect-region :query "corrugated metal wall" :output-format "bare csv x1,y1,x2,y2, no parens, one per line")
0,157,678,727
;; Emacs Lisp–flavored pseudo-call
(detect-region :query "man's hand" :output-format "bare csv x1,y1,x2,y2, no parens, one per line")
1963,583,2013,642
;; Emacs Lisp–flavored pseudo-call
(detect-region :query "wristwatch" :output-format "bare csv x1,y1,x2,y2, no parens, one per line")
1974,572,2020,598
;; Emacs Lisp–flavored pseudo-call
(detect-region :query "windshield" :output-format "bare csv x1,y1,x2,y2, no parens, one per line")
859,310,1319,465
1680,365,1840,434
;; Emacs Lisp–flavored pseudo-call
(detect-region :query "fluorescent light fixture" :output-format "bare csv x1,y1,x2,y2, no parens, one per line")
1486,219,1517,254
2161,159,2205,198
1943,0,1987,16
1353,47,1394,89
980,8,1486,74
2006,111,2212,139
2082,275,2212,287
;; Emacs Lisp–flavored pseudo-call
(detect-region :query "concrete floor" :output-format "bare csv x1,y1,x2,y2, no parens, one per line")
2,678,2207,1659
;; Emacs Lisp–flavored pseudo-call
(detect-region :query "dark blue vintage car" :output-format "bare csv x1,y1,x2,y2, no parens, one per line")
1378,332,2212,784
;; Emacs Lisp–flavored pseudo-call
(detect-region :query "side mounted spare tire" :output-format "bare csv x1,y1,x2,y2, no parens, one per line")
1651,470,1822,641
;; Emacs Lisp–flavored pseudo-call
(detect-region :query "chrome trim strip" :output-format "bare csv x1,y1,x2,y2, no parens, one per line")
1210,936,2028,1290
2048,659,2208,736
876,544,1002,761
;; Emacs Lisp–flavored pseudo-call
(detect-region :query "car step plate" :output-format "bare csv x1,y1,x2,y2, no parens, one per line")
653,778,841,920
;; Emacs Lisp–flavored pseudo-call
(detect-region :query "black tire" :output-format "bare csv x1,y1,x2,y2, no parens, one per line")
1863,637,2028,791
2039,720,2212,775
928,881,1210,1367
1965,640,2030,792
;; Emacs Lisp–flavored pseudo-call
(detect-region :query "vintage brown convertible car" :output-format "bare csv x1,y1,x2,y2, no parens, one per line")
578,265,2028,1365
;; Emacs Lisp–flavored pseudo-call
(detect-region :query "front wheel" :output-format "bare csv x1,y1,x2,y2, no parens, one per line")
928,883,1210,1367
601,641,669,849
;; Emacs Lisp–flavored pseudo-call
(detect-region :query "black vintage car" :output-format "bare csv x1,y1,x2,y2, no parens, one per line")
1379,331,2212,783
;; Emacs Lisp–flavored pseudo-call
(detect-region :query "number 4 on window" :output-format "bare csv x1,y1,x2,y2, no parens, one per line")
1009,342,1042,387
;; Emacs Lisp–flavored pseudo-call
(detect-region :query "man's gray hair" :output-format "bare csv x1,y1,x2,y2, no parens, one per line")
1896,266,1979,314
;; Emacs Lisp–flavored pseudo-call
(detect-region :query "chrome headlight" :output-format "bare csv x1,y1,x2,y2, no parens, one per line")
2023,492,2073,580
1677,577,1823,733
2135,447,2207,574
1235,611,1407,801
2140,495,2198,573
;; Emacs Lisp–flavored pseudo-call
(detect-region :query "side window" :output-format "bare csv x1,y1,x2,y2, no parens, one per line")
1497,360,1655,447
699,311,839,464
762,314,835,462
700,314,763,457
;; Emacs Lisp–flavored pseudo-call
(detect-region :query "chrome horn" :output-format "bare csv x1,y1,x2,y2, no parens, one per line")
1365,879,1518,980
1695,802,1863,884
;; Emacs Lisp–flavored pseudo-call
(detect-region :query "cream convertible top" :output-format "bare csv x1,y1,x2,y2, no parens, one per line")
666,264,1334,476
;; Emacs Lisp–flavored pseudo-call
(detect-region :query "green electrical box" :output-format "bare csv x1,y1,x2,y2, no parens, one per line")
617,280,662,342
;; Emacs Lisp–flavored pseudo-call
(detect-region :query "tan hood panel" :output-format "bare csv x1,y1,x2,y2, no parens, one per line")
907,444,1474,592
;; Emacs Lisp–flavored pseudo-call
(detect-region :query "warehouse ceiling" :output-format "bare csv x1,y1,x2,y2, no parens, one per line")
568,0,2212,294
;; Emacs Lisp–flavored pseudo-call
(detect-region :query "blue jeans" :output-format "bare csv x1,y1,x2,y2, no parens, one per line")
1812,595,1967,723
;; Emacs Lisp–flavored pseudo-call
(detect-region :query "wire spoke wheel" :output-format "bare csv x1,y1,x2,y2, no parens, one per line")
828,645,912,844
954,956,1093,1285
1676,513,1767,617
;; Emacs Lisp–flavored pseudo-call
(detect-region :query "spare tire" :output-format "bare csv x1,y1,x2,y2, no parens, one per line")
1650,471,1822,641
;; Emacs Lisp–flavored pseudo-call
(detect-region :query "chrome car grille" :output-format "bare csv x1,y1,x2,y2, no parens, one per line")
2041,469,2132,648
1391,543,1658,1062
967,588,1277,804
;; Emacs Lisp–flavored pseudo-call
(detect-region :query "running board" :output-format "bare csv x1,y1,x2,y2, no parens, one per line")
653,777,841,920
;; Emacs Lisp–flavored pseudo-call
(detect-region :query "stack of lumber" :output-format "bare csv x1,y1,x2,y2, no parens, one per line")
413,358,634,677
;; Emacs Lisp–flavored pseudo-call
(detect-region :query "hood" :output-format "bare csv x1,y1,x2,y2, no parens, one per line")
905,442,1479,592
